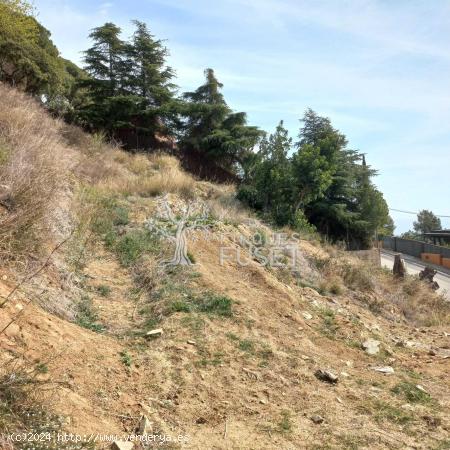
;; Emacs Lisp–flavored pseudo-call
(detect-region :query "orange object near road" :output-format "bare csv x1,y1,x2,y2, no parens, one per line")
421,253,442,266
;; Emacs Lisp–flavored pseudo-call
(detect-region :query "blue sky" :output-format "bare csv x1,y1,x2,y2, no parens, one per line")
34,0,450,233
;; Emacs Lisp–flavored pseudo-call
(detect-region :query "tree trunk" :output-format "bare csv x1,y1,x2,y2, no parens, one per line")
393,254,406,278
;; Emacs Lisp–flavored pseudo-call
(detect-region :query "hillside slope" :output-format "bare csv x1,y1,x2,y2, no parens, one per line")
0,84,449,450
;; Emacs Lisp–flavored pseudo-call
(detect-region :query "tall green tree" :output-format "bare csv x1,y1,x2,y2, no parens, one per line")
180,68,263,174
239,109,392,246
413,210,442,234
78,23,128,133
291,143,333,209
246,122,294,224
127,20,175,104
124,20,177,143
83,22,127,98
0,0,76,99
238,121,333,228
79,21,178,146
356,155,393,239
299,110,360,243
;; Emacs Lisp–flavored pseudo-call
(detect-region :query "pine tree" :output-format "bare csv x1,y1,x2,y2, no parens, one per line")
182,68,229,145
181,68,262,174
238,122,295,225
78,23,129,133
298,110,392,247
78,21,178,145
413,210,442,234
356,155,392,241
83,22,127,98
127,20,175,105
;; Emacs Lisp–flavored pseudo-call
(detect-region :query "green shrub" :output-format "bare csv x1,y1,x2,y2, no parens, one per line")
171,300,191,313
76,295,104,333
96,284,111,297
196,292,233,317
119,351,132,367
278,410,293,433
91,196,128,234
170,292,233,317
392,381,432,404
239,339,255,352
319,307,339,338
372,400,413,425
114,229,159,267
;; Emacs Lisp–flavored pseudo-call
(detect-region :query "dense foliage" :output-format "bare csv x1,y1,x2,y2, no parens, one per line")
238,112,393,248
77,21,177,147
0,3,394,247
0,0,82,107
402,210,442,240
179,68,263,173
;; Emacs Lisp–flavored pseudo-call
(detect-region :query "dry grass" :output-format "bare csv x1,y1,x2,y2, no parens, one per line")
96,152,197,200
313,246,450,326
0,84,67,259
122,167,196,199
202,183,250,224
0,356,69,449
388,275,450,326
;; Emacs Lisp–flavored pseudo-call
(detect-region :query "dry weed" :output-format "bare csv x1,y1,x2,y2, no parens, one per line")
0,84,67,259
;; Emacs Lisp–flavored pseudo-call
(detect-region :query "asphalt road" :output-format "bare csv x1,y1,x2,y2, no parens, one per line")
380,250,450,300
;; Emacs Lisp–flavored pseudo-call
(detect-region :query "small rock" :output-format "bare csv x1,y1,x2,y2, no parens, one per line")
416,384,427,393
401,403,414,411
3,323,20,338
302,312,313,320
187,340,196,345
340,371,350,378
314,369,338,384
145,329,163,338
196,417,207,424
310,415,324,424
428,349,437,356
111,442,134,450
423,415,441,428
373,366,394,375
362,339,380,355
259,399,268,404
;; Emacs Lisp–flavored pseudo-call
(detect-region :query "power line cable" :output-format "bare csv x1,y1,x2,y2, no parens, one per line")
389,208,450,218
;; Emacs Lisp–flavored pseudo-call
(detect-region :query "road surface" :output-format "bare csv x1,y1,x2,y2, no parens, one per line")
380,250,450,300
